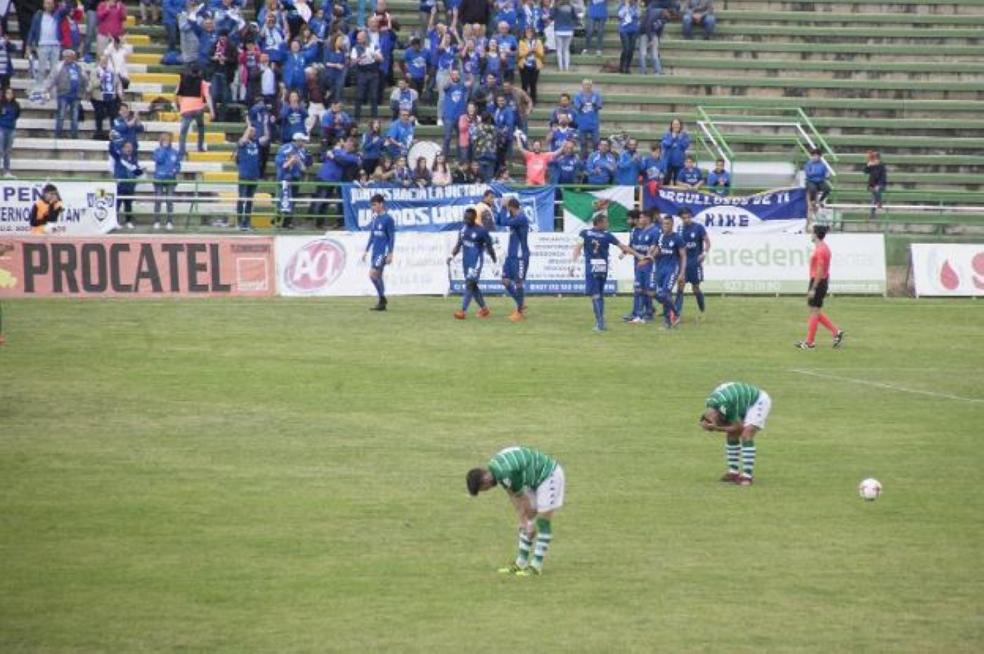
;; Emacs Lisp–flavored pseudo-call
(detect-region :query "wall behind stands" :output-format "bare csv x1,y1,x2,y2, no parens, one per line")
0,234,887,298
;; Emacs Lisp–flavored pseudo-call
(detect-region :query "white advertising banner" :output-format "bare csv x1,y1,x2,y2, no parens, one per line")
911,243,984,297
276,233,455,296
0,181,119,235
700,233,886,294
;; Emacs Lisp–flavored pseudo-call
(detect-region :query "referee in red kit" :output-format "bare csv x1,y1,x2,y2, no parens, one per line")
797,224,845,350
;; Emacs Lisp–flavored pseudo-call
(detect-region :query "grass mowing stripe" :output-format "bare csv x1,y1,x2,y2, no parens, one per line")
789,368,984,404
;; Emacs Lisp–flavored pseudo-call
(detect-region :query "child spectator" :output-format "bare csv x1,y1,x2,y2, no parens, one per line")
152,133,181,230
706,158,730,195
432,153,452,185
678,155,703,189
803,147,831,210
235,126,261,231
616,0,640,74
517,26,544,104
682,0,715,40
642,142,664,186
0,87,19,177
660,117,690,184
392,155,414,187
111,140,143,229
864,150,887,219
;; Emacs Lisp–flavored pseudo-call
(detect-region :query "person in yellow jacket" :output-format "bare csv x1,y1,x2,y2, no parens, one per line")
517,27,545,104
29,184,64,234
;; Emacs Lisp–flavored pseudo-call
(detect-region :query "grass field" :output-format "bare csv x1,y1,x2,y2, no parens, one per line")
1,295,983,653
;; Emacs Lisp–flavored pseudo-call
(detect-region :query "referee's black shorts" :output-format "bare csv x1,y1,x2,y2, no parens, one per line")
808,278,829,308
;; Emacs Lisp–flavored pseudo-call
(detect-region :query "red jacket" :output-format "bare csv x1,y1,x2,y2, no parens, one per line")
96,0,127,38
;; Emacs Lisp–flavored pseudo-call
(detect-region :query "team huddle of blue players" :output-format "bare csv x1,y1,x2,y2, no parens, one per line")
361,193,708,329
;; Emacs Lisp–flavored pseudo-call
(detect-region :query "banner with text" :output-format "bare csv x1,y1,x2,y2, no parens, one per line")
277,233,456,296
342,183,557,232
642,186,807,233
0,181,119,235
910,243,984,297
0,236,275,297
699,233,886,294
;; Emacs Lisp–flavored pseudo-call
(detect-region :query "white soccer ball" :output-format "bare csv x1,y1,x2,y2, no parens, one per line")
858,478,882,501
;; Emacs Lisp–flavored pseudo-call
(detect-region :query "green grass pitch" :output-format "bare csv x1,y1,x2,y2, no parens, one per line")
1,296,982,652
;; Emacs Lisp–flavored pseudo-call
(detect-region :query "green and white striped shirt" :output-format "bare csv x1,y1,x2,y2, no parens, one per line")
706,382,762,423
488,446,558,494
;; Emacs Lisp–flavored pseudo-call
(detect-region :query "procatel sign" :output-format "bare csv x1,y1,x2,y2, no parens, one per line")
0,237,275,297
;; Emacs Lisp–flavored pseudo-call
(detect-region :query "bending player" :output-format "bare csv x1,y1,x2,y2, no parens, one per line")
699,381,772,486
361,194,396,311
653,214,687,328
797,224,845,349
449,208,497,319
500,198,530,322
570,213,637,332
467,446,565,576
624,210,657,324
675,208,710,319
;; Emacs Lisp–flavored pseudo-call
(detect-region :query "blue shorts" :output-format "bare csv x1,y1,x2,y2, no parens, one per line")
585,273,607,296
463,258,483,281
654,265,679,296
685,262,703,286
634,264,654,292
502,256,529,282
371,253,388,271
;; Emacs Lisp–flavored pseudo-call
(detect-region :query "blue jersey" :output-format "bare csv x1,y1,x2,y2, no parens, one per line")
679,221,707,264
458,224,495,270
366,213,396,257
573,91,602,131
579,228,620,277
641,155,665,182
629,225,657,264
504,212,530,259
656,230,685,269
707,169,731,195
678,166,703,186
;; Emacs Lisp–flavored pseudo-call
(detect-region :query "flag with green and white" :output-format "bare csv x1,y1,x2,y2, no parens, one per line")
562,186,636,233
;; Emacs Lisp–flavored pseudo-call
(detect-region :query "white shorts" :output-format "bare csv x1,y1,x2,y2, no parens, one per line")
524,464,565,513
743,391,772,430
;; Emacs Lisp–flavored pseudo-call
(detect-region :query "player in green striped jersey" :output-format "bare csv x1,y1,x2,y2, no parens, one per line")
699,382,773,486
467,446,566,576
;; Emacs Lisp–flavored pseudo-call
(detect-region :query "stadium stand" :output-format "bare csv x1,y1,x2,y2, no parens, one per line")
3,0,983,230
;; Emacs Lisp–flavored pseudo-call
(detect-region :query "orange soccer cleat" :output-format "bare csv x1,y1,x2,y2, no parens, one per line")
509,310,524,322
453,310,467,320
477,307,491,318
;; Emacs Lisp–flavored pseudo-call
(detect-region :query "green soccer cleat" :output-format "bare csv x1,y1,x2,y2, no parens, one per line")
497,564,525,575
515,566,542,577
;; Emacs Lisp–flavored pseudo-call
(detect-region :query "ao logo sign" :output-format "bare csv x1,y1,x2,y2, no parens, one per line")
283,239,346,293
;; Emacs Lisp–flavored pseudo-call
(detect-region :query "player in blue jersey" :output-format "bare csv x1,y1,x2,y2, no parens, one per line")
361,194,396,311
500,198,530,322
675,208,711,319
653,214,687,328
450,208,498,320
624,210,657,324
571,213,637,332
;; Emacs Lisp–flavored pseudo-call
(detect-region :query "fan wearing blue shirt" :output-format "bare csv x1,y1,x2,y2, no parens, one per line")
675,207,711,317
573,80,603,157
275,132,311,229
235,127,262,231
706,158,731,196
152,133,181,230
678,155,704,189
653,214,687,328
642,142,665,184
441,69,468,157
804,147,831,210
615,138,643,186
362,194,396,311
571,213,637,332
661,118,691,185
585,139,617,185
550,141,583,184
384,110,415,159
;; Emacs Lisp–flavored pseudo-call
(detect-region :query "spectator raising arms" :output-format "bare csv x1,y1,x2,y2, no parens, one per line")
661,117,690,185
515,137,562,186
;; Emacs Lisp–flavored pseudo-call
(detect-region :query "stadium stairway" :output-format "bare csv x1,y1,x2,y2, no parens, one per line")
5,0,984,230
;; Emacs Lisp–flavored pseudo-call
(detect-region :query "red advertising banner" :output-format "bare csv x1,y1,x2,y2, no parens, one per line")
0,236,275,298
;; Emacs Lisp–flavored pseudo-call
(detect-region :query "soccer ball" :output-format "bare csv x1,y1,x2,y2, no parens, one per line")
858,478,882,501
